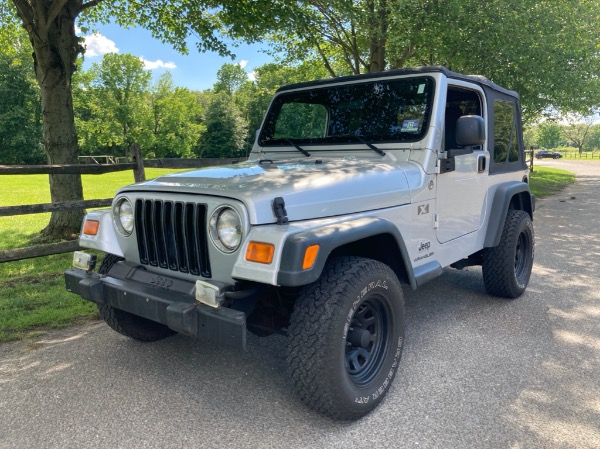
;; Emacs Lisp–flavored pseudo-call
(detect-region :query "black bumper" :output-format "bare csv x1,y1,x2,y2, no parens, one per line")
64,267,247,350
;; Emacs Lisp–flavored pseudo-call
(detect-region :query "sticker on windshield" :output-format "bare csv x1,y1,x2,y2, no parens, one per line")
417,84,425,94
401,119,420,133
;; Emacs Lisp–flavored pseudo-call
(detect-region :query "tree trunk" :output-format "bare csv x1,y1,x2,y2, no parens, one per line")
368,0,388,73
18,0,85,240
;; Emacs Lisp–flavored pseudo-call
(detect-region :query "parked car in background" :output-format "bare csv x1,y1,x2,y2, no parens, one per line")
535,150,563,159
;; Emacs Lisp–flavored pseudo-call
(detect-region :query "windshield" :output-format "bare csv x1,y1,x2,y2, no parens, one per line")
259,76,434,147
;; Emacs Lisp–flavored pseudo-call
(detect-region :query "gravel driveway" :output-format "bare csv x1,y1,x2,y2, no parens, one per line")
1,160,598,449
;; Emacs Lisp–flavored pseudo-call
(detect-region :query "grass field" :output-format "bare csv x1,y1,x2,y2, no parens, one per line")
529,166,575,197
0,168,183,342
0,166,576,342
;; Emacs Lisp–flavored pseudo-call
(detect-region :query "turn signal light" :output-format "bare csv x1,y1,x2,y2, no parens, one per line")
83,220,100,236
302,245,320,270
246,242,275,264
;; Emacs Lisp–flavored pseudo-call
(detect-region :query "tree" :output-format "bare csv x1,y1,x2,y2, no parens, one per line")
74,54,154,156
90,53,153,154
0,31,44,164
214,63,249,96
197,92,247,158
562,114,595,155
270,1,600,121
585,125,600,152
1,0,294,239
537,122,562,149
150,72,205,158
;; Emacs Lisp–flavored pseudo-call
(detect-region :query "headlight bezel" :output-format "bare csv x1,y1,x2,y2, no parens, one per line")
208,205,243,253
113,196,135,237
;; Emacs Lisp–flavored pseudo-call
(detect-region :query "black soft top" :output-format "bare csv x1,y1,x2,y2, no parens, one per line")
276,66,519,100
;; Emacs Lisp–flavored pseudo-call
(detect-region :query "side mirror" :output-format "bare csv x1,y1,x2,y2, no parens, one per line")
456,115,485,147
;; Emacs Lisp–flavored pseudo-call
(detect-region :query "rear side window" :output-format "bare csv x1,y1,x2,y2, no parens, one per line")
493,100,519,164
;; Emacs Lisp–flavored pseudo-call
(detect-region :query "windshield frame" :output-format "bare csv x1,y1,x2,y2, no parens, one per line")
258,75,436,148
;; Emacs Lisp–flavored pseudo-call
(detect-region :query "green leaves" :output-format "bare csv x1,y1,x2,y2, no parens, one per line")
197,91,248,158
0,30,44,164
75,53,153,154
266,0,600,120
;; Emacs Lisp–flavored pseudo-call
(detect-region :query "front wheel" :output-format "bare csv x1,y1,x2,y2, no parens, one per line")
287,257,405,420
482,210,534,298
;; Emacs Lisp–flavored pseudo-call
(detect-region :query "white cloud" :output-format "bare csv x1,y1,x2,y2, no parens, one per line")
83,33,119,57
238,60,248,69
140,58,177,70
247,71,257,81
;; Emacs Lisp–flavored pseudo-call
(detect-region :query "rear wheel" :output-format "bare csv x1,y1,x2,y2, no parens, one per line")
287,257,405,420
97,254,176,342
482,210,534,298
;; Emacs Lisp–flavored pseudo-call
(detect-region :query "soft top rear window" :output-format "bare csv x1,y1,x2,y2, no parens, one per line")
259,76,434,146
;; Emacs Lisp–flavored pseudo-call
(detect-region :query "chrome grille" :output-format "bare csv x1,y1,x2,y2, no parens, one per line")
134,199,211,277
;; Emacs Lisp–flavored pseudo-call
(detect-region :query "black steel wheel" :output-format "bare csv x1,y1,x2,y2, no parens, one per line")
345,296,392,387
483,210,535,298
287,257,405,420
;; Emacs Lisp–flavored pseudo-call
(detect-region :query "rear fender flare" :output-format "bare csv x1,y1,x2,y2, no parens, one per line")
484,182,534,248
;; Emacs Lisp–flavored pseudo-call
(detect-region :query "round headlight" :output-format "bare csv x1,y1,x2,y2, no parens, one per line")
209,207,242,253
114,197,134,236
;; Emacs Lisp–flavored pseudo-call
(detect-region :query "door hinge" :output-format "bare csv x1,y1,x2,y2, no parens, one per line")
433,214,440,229
439,157,455,173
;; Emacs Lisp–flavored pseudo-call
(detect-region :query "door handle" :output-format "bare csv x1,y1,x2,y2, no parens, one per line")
477,154,487,173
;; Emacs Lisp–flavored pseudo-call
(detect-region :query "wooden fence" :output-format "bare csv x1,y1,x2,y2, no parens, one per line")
554,151,600,159
0,146,540,264
0,144,243,263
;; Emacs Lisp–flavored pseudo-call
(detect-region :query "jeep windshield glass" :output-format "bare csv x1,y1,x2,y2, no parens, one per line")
259,77,434,147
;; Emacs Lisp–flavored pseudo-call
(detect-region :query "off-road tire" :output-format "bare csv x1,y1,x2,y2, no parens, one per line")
97,254,176,342
482,210,534,298
287,257,405,420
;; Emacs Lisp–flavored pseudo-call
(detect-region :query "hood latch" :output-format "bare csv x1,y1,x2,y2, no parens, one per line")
272,197,289,225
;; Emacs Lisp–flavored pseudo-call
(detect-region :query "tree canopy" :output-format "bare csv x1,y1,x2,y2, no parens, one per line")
0,0,295,238
0,0,599,239
268,0,600,121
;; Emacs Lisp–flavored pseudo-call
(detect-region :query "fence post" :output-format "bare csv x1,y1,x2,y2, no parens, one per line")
529,146,534,172
131,143,146,183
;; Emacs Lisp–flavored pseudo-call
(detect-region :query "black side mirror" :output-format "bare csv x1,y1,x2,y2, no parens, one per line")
456,115,485,147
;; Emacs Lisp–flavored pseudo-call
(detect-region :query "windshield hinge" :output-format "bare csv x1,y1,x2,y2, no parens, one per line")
272,197,289,225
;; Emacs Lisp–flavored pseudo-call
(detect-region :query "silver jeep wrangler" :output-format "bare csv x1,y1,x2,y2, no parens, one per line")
65,66,534,420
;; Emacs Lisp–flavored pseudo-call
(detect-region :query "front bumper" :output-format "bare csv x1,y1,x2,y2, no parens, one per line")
64,264,247,350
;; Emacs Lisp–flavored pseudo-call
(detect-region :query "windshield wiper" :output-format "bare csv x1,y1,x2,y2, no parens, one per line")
333,134,385,156
281,138,311,157
350,135,386,156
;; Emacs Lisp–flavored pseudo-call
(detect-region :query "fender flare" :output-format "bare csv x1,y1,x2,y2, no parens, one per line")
276,217,424,288
484,181,534,248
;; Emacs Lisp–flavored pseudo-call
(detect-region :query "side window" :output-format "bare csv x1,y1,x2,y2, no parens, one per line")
445,87,482,151
273,103,327,139
493,100,519,164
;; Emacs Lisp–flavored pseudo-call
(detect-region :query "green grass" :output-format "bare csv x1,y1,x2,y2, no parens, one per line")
0,168,185,250
0,165,577,343
529,166,576,198
0,168,186,342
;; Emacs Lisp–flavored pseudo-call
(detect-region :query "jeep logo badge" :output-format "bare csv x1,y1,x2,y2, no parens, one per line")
418,241,431,252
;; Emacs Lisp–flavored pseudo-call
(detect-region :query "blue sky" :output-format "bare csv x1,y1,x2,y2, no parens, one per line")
78,24,275,91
